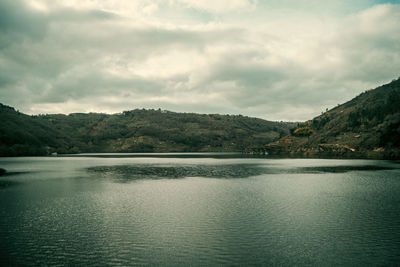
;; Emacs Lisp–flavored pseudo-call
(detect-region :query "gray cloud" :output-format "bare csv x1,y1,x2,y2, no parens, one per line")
0,0,48,48
0,0,399,121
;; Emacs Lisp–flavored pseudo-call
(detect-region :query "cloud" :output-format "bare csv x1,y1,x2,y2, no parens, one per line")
171,0,257,13
0,0,48,47
0,0,399,121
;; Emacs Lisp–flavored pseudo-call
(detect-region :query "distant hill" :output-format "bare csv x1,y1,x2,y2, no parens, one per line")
0,105,294,156
4,78,399,158
261,78,400,159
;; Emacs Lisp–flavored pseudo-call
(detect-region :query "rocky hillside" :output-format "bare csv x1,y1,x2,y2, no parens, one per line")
0,104,293,156
263,78,400,159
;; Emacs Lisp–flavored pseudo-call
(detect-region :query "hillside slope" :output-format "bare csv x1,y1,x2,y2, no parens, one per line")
0,105,293,156
0,104,72,156
264,78,400,159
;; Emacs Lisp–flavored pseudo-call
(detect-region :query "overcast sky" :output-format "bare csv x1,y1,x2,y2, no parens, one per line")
1,0,399,121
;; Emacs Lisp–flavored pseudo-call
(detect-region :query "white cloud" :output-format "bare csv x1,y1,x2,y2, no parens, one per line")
171,0,257,13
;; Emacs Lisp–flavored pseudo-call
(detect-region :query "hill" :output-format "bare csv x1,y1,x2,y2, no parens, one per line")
0,105,293,156
261,78,400,159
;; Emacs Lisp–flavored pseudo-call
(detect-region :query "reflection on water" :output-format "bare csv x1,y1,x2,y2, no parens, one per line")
87,163,397,182
0,156,400,266
295,165,395,173
88,164,266,181
65,152,243,159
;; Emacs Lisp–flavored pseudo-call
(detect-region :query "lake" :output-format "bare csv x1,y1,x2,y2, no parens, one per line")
0,154,400,266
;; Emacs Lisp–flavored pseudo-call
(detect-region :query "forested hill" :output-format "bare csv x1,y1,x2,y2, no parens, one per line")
263,78,400,159
0,105,294,156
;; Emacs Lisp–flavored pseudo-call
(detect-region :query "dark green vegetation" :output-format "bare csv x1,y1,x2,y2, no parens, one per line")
263,78,400,159
0,105,293,156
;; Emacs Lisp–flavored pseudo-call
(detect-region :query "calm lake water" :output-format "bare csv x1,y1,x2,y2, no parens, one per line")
0,154,400,266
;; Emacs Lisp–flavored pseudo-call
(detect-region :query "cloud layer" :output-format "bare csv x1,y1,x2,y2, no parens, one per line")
1,0,399,121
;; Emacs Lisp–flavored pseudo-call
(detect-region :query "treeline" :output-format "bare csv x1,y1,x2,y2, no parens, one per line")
0,104,294,156
348,89,400,127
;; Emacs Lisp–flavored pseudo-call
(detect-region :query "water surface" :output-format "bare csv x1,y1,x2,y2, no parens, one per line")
0,155,399,266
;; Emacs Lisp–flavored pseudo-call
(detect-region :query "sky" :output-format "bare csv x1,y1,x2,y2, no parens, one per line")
0,0,399,121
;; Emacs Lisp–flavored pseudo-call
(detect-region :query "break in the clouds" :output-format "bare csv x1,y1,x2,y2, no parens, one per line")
0,0,399,121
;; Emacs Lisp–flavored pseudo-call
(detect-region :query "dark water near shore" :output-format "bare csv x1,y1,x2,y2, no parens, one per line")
1,154,400,266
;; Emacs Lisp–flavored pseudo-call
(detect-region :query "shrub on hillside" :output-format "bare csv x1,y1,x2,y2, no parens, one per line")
293,126,314,137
